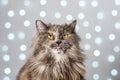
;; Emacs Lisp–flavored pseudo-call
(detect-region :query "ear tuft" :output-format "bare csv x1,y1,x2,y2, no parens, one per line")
36,20,47,33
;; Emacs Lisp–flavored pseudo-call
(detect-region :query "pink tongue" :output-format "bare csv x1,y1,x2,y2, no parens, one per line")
56,45,61,49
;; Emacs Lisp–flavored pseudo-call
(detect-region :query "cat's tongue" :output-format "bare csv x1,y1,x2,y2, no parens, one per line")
56,45,62,50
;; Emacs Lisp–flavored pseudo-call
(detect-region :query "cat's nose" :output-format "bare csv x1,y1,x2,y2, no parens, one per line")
56,41,62,45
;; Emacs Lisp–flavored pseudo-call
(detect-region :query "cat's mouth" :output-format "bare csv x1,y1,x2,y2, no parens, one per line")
51,43,71,52
55,44,62,50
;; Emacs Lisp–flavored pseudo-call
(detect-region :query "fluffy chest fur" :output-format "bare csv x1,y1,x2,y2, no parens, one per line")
28,46,85,80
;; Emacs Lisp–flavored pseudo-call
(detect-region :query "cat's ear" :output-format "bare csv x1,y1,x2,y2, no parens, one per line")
69,20,77,32
36,20,47,33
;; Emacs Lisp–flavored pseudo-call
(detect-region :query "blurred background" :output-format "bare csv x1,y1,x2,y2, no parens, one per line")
0,0,120,80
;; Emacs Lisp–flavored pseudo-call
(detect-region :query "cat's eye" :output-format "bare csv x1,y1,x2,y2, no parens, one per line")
63,34,69,39
48,34,54,40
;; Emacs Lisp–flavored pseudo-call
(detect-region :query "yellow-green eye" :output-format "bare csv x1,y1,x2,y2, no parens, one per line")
48,34,54,40
63,34,69,39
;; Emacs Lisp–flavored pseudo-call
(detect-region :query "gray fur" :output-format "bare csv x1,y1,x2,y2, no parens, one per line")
17,20,86,80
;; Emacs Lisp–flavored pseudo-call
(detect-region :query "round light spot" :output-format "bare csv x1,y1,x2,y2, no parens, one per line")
95,25,102,32
92,61,99,68
93,74,100,80
113,45,120,53
24,20,30,27
8,33,15,40
3,54,10,62
83,20,90,27
108,55,115,62
109,34,116,41
78,0,86,7
2,45,8,52
115,0,120,6
3,76,10,80
19,53,26,60
8,10,14,17
94,49,101,57
20,44,27,51
84,44,91,50
55,12,61,19
66,14,73,21
112,10,118,16
78,13,85,20
60,0,67,7
91,0,98,7
115,22,120,30
40,0,47,5
24,0,30,6
111,69,118,76
4,67,11,75
85,33,92,39
19,9,26,16
107,78,112,80
5,22,11,29
40,11,46,18
95,37,103,45
97,12,104,20
18,32,25,40
1,0,8,6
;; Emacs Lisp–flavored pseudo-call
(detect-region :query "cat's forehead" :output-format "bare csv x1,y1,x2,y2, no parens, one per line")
48,24,67,33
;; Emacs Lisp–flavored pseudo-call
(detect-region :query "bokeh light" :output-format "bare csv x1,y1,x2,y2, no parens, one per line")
18,32,25,40
1,0,8,6
83,20,90,27
66,14,73,21
78,0,86,7
108,55,115,63
8,10,14,18
60,0,67,7
91,0,98,7
109,34,116,41
24,0,30,6
78,13,85,20
20,44,27,51
54,12,61,19
4,67,11,75
19,9,26,16
24,20,30,27
5,22,11,29
2,45,8,52
95,37,103,45
113,45,120,53
85,33,92,39
84,44,91,50
93,49,101,57
19,53,26,61
40,0,47,5
111,69,118,76
95,25,102,32
3,76,10,80
3,54,10,62
40,11,46,18
7,33,15,40
97,12,104,20
93,74,100,80
92,61,99,68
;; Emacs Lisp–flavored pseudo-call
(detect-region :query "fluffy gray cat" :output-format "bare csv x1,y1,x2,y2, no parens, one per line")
17,20,86,80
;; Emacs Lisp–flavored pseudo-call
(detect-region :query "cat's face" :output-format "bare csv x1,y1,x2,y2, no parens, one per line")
36,20,79,54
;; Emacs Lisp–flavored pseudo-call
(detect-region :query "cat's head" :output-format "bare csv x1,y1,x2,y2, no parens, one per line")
35,20,80,54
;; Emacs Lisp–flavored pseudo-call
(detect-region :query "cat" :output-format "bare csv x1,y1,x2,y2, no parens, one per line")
16,20,86,80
